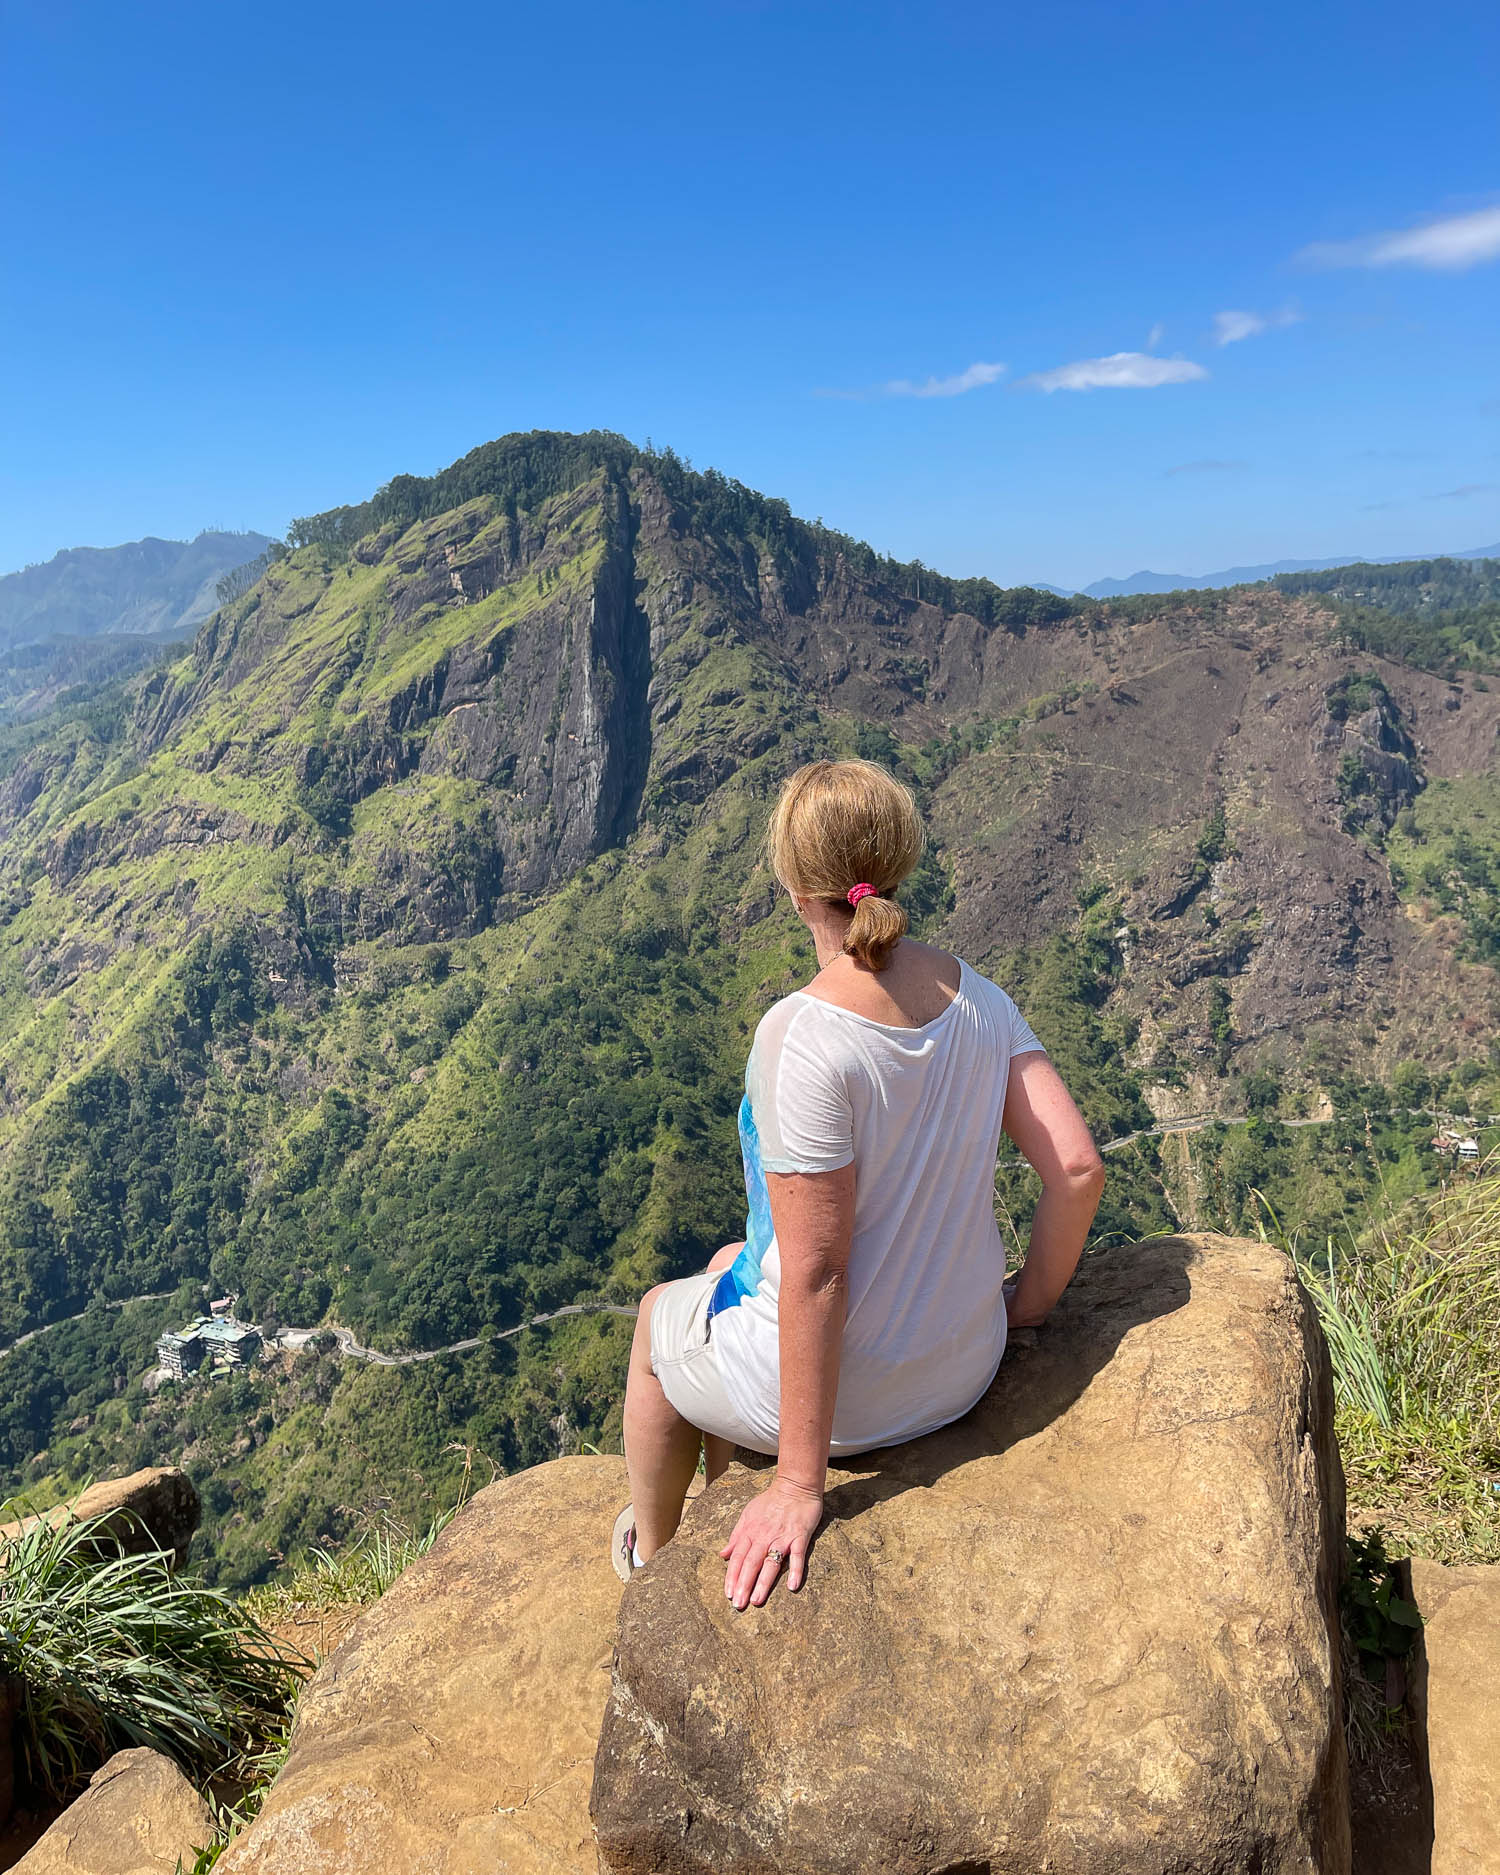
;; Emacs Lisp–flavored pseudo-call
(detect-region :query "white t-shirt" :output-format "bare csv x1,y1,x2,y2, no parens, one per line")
707,959,1045,1454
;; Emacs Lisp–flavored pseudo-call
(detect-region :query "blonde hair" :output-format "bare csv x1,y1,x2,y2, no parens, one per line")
766,760,924,972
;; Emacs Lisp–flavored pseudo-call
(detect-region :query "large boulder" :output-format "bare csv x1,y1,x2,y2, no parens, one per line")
218,1454,629,1874
12,1747,211,1874
592,1233,1350,1875
0,1469,200,1569
1407,1559,1500,1875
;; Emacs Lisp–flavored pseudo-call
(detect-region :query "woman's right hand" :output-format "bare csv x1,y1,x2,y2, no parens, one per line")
719,1474,824,1609
1004,1277,1049,1330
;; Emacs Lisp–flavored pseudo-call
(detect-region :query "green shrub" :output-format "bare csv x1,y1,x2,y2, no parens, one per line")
0,1501,299,1800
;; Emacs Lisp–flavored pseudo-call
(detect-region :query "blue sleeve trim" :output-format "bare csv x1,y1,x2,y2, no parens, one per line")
708,1090,772,1320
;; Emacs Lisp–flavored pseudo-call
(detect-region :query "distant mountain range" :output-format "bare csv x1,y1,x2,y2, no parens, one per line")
1037,542,1500,601
0,531,274,650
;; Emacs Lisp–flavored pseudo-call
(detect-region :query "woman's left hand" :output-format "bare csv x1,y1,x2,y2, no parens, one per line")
719,1474,824,1609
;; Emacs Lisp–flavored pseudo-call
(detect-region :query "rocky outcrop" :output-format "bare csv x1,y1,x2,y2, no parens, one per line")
217,1237,1350,1875
11,1748,211,1874
1407,1559,1500,1874
0,1469,200,1570
593,1234,1349,1875
218,1455,628,1874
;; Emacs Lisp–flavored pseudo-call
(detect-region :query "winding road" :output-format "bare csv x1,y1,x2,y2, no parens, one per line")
5,1106,1493,1371
289,1301,641,1368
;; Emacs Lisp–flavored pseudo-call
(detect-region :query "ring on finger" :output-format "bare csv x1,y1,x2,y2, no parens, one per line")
766,1546,784,1563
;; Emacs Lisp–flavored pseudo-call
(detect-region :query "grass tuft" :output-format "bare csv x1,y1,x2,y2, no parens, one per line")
243,1503,457,1628
0,1501,300,1802
1258,1161,1500,1563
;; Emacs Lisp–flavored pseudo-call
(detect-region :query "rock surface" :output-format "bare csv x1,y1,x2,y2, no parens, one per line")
0,1469,200,1569
12,1748,211,1874
218,1454,628,1874
593,1233,1350,1875
1408,1558,1500,1875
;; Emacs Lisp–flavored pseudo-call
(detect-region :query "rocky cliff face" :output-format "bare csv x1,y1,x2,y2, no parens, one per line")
217,1234,1353,1875
3,441,1495,1069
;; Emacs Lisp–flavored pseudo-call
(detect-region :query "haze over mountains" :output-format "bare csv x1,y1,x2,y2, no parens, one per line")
0,428,1496,1582
1040,541,1500,600
0,531,274,648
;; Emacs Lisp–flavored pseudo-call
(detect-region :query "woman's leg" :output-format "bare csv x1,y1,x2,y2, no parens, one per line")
624,1243,750,1560
624,1286,704,1562
703,1433,735,1486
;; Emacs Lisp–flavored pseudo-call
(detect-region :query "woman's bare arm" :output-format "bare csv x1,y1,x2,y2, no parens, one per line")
720,1161,854,1609
1001,1051,1105,1328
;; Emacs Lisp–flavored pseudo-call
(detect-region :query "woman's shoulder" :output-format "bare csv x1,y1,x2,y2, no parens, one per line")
751,988,827,1051
947,955,1010,1005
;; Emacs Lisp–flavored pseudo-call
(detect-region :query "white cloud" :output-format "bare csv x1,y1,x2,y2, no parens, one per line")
1147,322,1166,349
1299,204,1500,272
881,360,1008,398
1213,306,1301,346
817,360,1006,400
1019,352,1208,393
1362,482,1497,511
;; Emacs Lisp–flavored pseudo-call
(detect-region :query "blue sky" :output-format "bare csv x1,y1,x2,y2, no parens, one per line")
2,0,1497,589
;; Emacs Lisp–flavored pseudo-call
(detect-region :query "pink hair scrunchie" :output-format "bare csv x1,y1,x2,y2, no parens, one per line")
846,882,877,908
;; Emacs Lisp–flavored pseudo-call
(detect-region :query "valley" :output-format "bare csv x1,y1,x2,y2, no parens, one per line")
0,430,1497,1585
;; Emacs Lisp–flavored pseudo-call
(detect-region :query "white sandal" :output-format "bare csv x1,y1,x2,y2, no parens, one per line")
611,1503,643,1582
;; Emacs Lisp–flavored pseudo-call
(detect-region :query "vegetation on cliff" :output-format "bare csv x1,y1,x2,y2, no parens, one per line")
1275,554,1500,674
0,1499,295,1802
1292,1163,1500,1565
0,431,1495,1584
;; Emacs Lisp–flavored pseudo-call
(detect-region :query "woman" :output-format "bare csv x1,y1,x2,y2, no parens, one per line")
617,759,1105,1610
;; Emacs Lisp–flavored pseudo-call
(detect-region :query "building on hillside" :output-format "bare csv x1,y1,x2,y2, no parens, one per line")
1457,1137,1480,1160
156,1314,261,1377
199,1315,261,1365
156,1328,205,1378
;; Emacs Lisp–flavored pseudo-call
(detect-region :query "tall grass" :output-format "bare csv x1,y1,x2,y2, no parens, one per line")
243,1447,487,1632
0,1506,300,1802
1259,1160,1500,1563
250,1504,457,1619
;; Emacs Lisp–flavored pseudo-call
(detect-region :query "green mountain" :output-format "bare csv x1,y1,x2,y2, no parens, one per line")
1,431,1497,1584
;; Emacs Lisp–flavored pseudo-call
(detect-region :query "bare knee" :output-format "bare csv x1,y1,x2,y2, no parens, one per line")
707,1240,744,1275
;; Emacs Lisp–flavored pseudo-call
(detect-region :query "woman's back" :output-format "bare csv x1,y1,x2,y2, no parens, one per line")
710,951,1045,1454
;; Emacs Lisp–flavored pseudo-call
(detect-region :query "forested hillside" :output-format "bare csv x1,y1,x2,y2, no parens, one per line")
1274,554,1500,672
1,431,1497,1584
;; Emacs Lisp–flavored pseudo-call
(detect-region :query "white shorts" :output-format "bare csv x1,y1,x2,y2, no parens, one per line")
649,1268,777,1456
